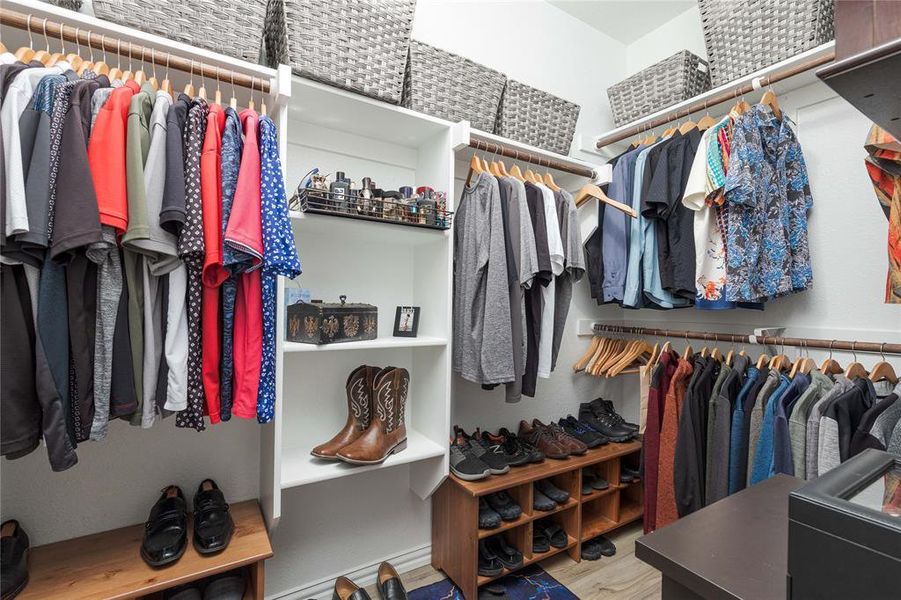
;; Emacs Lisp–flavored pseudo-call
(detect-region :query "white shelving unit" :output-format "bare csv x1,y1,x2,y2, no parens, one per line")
262,77,458,527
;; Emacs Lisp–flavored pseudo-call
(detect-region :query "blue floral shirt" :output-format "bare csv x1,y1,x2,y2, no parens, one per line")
724,104,813,302
257,115,301,423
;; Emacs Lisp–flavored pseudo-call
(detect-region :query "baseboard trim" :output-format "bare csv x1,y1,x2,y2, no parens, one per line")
269,544,432,600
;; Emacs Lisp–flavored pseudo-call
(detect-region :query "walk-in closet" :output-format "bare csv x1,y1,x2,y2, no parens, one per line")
1,0,899,599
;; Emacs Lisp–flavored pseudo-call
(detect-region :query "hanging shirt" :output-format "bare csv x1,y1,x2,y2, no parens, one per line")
805,375,852,479
728,365,760,495
175,98,209,432
787,369,834,478
550,189,584,371
536,183,563,379
227,109,265,421
453,172,514,386
864,124,901,303
656,356,694,529
522,182,552,397
724,105,813,302
750,374,791,484
771,372,811,477
257,114,301,423
218,107,243,420
603,145,644,303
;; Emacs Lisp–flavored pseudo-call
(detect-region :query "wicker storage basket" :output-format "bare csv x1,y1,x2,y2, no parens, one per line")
495,80,581,156
699,0,835,87
264,0,416,105
92,0,266,63
402,40,506,132
607,50,711,127
42,0,81,10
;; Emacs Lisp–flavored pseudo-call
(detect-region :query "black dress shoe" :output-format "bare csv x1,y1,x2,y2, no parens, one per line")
193,479,234,555
333,576,372,600
141,486,188,567
376,561,407,600
1,520,29,600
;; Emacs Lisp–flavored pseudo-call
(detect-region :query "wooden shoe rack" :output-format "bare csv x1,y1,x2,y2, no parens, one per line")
431,440,643,600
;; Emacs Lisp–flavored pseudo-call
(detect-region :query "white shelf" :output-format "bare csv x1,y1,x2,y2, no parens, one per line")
283,336,448,353
289,211,450,246
280,429,446,489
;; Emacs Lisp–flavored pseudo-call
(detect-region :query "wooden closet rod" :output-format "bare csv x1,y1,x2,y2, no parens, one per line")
469,138,596,179
0,8,271,93
594,50,836,149
592,324,901,356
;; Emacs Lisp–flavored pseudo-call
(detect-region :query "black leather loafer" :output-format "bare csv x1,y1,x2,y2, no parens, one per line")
193,479,234,555
333,576,372,600
141,486,188,568
1,520,29,600
376,561,407,600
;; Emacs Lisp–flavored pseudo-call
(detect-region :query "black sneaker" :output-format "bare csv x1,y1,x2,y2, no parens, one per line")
464,429,510,475
559,416,607,448
485,491,522,521
593,398,639,432
499,428,544,463
579,404,634,442
479,498,502,529
583,469,610,490
481,430,530,467
450,428,491,481
622,465,641,481
533,488,556,512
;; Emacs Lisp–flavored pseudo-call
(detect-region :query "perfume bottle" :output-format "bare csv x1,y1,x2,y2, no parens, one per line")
360,177,373,215
330,171,351,212
416,186,437,226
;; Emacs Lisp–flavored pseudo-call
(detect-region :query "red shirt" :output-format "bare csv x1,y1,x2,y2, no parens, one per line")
227,109,264,419
200,104,226,423
88,81,140,234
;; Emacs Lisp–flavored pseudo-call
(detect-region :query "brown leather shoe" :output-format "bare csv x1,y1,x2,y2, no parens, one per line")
544,420,588,455
518,419,568,460
311,365,380,460
337,367,409,464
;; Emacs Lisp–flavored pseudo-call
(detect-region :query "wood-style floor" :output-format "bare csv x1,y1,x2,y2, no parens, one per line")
365,523,661,599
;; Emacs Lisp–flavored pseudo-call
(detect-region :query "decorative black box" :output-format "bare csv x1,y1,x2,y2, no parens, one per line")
286,296,378,344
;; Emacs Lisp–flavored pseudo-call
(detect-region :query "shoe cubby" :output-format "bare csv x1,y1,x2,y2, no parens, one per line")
619,480,645,525
433,440,642,599
261,78,457,526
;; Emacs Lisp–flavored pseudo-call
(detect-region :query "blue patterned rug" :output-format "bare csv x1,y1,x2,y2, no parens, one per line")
409,565,578,600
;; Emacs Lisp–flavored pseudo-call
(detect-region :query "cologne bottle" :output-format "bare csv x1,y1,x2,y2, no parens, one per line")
330,171,351,212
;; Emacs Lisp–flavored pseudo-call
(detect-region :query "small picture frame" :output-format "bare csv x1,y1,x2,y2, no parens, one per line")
393,306,420,337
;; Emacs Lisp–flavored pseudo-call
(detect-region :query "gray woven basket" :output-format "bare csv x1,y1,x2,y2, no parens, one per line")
92,0,266,63
402,40,506,132
264,0,416,105
607,50,711,127
41,0,82,10
495,80,580,156
699,0,834,87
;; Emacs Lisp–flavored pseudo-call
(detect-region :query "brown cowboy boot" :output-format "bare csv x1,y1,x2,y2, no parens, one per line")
311,365,380,460
337,367,409,464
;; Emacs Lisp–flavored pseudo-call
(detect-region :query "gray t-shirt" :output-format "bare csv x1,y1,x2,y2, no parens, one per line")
550,189,584,371
453,171,514,385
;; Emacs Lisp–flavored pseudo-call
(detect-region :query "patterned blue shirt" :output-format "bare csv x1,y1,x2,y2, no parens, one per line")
724,104,813,302
257,115,301,423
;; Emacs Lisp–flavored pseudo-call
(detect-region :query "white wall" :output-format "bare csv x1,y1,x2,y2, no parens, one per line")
625,5,707,76
412,0,627,159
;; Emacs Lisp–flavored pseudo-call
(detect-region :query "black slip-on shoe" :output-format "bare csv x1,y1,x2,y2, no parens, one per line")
580,539,603,561
193,479,234,555
478,540,504,577
535,479,569,504
594,534,617,557
333,576,372,600
1,520,29,600
141,486,188,568
376,561,407,600
485,536,523,570
533,489,556,512
486,491,522,521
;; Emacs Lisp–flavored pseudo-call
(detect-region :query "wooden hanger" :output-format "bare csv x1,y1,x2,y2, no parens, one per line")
585,336,613,375
725,335,736,366
760,84,782,120
543,172,561,192
108,38,124,81
574,336,603,372
213,66,223,106
574,183,637,217
508,164,525,182
662,123,678,138
648,341,661,370
756,353,771,370
92,34,109,76
16,16,38,64
47,26,67,67
609,341,653,378
465,153,484,187
678,119,698,135
844,342,869,380
133,45,149,87
32,20,54,65
711,345,723,362
183,57,196,97
121,41,135,82
820,340,843,375
698,104,717,130
197,60,208,100
681,334,693,361
869,344,898,384
65,27,84,72
0,41,7,55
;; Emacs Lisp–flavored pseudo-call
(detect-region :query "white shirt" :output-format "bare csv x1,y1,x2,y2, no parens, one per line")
0,53,17,65
1,62,71,237
536,183,563,378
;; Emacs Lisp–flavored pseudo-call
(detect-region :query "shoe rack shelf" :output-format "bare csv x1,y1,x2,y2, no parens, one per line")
432,441,643,600
14,501,272,600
